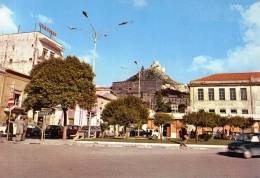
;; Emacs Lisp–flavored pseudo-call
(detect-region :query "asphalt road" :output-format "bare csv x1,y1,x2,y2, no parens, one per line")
0,143,259,178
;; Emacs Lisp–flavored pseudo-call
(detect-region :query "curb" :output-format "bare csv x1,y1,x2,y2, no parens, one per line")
75,141,227,150
19,139,227,150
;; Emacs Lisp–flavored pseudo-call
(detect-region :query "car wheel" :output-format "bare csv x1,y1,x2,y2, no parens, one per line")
243,150,252,159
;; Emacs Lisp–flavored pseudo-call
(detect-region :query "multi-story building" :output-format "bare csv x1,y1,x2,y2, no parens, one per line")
0,68,30,121
46,87,117,127
189,72,260,132
0,31,63,75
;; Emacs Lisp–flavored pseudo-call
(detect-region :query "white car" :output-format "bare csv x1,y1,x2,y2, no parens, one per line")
0,122,17,136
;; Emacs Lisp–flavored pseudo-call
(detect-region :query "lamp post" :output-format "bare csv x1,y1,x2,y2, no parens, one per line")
69,10,129,138
82,10,128,73
134,61,141,98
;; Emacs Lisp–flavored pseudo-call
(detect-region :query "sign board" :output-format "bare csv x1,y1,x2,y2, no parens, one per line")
7,98,15,107
39,23,57,37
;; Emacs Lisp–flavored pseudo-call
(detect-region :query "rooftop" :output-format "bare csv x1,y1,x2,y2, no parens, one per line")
191,72,260,83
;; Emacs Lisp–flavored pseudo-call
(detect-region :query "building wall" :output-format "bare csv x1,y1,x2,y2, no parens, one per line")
0,70,30,121
0,32,63,75
190,85,260,117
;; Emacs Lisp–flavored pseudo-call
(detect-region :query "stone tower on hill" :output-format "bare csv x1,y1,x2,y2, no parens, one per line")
112,61,189,111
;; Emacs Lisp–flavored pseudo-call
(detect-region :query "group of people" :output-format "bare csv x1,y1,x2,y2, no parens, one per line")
5,116,28,142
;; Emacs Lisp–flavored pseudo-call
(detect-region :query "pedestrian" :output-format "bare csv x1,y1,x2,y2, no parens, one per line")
0,131,4,143
180,126,189,147
21,116,28,141
6,118,14,141
15,116,24,142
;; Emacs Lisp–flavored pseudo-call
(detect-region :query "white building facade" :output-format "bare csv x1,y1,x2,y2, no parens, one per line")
72,87,117,126
189,72,260,132
0,31,63,75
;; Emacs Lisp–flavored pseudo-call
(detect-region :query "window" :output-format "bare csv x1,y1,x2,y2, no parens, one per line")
242,109,248,114
14,93,20,106
198,88,204,101
219,88,225,100
29,58,32,62
209,109,215,113
231,109,237,114
208,88,214,101
220,109,226,114
50,51,55,58
230,88,236,100
9,59,13,63
240,88,247,100
42,48,48,57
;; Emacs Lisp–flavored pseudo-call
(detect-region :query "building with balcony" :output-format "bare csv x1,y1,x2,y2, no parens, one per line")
0,31,63,75
189,72,260,132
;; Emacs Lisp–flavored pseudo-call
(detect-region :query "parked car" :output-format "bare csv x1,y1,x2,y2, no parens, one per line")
67,125,80,139
45,125,63,139
227,133,260,159
78,126,101,138
0,122,7,135
0,121,17,136
26,124,41,138
129,130,148,137
146,129,159,139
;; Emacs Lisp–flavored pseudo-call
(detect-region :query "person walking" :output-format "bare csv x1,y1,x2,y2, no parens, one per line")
15,117,24,142
6,118,14,141
180,126,189,147
21,117,28,141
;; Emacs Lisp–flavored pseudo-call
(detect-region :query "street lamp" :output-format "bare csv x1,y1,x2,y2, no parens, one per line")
82,10,129,73
69,10,129,138
134,61,141,98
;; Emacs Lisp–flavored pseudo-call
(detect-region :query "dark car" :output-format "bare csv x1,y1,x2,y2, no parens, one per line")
45,125,63,139
227,133,260,158
67,125,80,139
26,124,41,138
129,130,147,137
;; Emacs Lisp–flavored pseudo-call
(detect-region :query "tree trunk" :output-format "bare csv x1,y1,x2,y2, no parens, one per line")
124,126,128,139
113,125,116,137
137,124,140,137
160,125,163,142
62,108,68,140
195,126,198,142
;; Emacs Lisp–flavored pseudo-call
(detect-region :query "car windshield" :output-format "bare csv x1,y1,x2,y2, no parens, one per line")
236,134,254,142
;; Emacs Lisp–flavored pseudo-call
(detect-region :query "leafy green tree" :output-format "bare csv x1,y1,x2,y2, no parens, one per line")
101,96,149,137
183,112,203,141
24,56,96,139
230,116,254,133
216,116,230,130
154,112,173,140
155,92,171,112
201,112,219,132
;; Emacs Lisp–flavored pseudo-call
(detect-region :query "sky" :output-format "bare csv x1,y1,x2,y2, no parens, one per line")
0,0,260,86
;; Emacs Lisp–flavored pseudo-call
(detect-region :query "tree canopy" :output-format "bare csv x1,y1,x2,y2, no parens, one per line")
101,96,149,130
153,112,173,127
154,92,172,112
23,56,96,135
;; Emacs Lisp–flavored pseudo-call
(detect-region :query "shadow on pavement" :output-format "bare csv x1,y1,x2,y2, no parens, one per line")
217,152,243,159
217,152,260,159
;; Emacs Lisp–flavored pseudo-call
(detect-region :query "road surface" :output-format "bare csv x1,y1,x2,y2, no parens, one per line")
0,143,259,178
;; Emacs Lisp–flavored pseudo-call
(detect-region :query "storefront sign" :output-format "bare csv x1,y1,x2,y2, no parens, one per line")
39,23,57,37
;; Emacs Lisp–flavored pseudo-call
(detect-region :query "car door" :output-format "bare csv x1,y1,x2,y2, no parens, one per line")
250,135,260,156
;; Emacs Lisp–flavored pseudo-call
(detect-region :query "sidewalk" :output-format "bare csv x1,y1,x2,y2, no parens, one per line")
18,139,227,150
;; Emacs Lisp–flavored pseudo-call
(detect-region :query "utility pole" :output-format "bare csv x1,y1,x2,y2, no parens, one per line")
134,61,141,98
